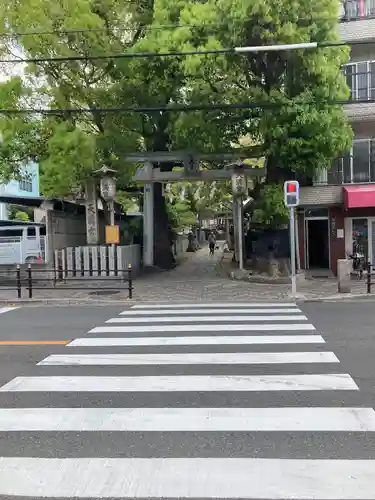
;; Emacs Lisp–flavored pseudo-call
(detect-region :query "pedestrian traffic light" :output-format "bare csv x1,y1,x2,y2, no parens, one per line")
284,180,300,207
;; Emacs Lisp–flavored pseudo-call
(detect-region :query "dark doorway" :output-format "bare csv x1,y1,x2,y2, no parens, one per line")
307,219,329,268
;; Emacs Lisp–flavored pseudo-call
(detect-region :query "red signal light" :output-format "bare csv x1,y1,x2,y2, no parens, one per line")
286,183,297,193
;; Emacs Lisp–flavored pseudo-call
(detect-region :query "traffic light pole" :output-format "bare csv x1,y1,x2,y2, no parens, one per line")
289,206,297,296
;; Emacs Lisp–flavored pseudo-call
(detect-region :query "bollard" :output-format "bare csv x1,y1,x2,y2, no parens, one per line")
27,264,32,299
337,259,351,293
128,264,133,299
16,265,21,299
367,261,372,294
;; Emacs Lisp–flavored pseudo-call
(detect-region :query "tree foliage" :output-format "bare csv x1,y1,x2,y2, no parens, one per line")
252,184,289,228
13,210,30,222
0,0,353,237
165,179,232,231
7,204,33,221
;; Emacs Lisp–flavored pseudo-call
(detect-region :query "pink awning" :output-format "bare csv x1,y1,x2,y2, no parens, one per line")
343,185,375,209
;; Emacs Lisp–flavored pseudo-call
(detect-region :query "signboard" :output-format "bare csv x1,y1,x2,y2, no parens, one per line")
105,225,120,245
232,173,247,195
284,180,300,207
100,176,116,201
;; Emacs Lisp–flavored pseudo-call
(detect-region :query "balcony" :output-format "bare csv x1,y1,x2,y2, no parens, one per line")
314,139,375,185
339,0,375,41
340,0,375,20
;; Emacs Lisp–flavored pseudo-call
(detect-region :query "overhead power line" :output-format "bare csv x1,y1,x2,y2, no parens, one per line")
0,38,371,65
0,98,366,116
0,47,232,64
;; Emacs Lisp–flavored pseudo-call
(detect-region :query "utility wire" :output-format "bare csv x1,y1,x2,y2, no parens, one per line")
0,38,371,65
0,99,366,116
0,48,232,64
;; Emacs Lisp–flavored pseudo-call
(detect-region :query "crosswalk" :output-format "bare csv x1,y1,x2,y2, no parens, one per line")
0,301,373,498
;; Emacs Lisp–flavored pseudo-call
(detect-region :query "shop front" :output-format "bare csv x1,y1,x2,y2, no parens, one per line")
343,185,375,267
298,185,375,275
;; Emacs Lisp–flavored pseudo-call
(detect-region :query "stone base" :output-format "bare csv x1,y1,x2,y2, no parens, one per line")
248,256,291,278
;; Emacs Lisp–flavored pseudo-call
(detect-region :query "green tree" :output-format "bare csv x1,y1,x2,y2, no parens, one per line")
0,0,236,268
165,179,233,228
161,0,353,216
8,204,33,221
252,184,289,228
0,0,353,267
13,211,30,222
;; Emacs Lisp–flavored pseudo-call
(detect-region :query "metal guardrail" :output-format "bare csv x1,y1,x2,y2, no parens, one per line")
0,264,134,299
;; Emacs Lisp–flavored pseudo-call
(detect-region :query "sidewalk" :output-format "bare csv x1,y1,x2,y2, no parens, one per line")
0,247,372,304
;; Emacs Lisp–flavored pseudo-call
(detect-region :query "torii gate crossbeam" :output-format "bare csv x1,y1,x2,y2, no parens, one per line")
127,151,265,267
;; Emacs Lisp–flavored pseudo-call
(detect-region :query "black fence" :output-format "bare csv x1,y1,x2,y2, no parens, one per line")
0,264,134,299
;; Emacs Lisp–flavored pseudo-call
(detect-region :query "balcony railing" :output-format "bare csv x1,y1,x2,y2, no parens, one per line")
340,0,375,20
314,139,375,185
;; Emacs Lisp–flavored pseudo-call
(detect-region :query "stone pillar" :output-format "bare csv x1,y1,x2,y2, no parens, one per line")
143,162,154,267
85,179,99,245
337,259,351,293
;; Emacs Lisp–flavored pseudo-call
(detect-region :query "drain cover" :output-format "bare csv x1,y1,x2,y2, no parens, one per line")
89,290,120,296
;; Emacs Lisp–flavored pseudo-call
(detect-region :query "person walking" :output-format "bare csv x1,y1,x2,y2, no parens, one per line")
208,232,216,255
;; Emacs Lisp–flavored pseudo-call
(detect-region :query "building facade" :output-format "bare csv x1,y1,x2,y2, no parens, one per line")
298,0,375,275
0,163,40,220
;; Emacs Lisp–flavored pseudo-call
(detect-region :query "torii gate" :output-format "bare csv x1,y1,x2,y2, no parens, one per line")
129,151,265,267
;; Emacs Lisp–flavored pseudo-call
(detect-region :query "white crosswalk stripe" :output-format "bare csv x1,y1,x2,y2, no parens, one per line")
0,307,19,315
0,302,373,499
90,322,316,332
119,308,301,315
38,351,340,365
67,334,326,346
0,373,358,392
106,314,309,323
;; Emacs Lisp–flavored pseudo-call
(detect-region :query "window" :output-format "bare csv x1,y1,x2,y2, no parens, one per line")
327,139,375,185
327,158,343,185
353,141,370,182
19,179,32,192
352,219,368,259
305,208,328,218
344,61,375,101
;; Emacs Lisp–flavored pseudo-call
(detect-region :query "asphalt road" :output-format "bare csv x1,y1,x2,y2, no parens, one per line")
0,305,124,391
301,300,375,406
0,301,374,498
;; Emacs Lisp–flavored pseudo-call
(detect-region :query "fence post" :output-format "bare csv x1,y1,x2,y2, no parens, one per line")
128,264,133,299
16,265,21,299
367,261,372,294
27,264,33,299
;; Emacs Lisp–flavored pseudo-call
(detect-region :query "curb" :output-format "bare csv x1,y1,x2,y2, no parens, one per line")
298,293,375,303
0,298,137,306
0,293,374,306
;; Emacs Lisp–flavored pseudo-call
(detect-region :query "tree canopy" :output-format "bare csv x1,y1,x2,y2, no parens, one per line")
0,0,351,186
166,179,232,231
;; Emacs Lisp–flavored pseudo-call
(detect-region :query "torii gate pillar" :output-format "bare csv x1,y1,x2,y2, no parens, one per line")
143,162,154,266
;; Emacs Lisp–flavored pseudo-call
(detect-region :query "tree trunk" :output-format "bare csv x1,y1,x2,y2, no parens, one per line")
153,182,176,269
265,153,292,184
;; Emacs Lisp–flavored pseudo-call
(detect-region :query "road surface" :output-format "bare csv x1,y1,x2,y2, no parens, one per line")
0,301,374,498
